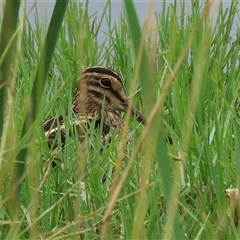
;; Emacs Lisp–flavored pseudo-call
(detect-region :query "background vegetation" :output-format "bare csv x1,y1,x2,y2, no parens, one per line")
0,0,240,239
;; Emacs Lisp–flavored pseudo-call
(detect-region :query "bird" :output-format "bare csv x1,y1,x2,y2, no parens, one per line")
43,66,146,156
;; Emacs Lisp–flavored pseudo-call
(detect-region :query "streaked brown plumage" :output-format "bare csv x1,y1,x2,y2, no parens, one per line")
43,66,146,153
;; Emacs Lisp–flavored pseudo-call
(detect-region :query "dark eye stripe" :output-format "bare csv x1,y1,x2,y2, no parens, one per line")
83,66,123,85
88,81,126,104
112,91,126,104
88,89,111,104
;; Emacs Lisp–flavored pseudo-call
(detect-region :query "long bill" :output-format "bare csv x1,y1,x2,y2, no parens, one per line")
131,107,146,125
121,102,146,125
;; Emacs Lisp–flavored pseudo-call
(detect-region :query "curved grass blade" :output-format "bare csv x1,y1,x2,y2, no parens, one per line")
0,1,20,138
7,0,69,227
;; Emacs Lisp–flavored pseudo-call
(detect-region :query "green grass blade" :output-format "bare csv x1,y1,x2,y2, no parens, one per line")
32,0,69,119
0,1,20,138
7,0,69,230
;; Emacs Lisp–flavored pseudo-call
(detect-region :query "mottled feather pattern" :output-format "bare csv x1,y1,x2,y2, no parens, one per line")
44,111,127,153
43,66,146,156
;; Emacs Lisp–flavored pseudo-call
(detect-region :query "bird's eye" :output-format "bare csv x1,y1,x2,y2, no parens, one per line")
100,78,111,88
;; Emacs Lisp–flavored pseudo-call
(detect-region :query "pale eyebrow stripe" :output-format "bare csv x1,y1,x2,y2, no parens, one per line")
83,66,123,84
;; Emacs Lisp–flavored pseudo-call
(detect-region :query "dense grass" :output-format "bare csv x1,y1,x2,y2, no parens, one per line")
1,0,240,239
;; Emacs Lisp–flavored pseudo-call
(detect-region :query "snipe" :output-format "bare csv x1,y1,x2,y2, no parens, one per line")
43,66,146,153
